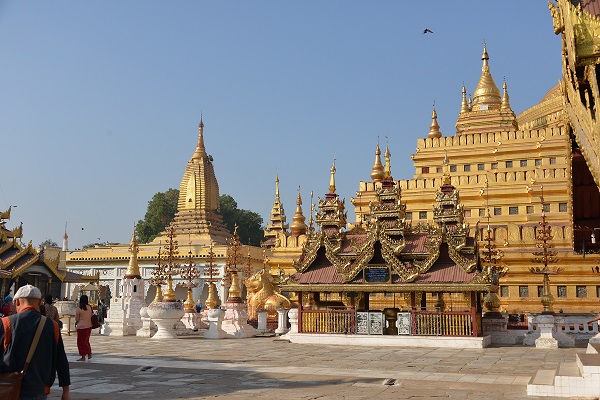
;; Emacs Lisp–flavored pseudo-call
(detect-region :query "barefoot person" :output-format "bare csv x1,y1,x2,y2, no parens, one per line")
75,294,93,361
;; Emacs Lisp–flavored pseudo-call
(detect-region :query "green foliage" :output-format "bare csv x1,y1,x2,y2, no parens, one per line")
135,189,264,246
39,238,58,249
82,242,105,249
136,188,180,243
218,194,264,246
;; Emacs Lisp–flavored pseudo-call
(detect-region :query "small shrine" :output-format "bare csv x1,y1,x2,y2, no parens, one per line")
220,226,257,338
281,157,492,341
103,228,145,336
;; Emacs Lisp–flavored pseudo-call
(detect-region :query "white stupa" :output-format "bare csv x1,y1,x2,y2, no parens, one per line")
102,228,145,336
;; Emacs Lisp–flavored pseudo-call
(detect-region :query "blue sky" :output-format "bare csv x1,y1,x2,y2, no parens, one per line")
0,1,562,249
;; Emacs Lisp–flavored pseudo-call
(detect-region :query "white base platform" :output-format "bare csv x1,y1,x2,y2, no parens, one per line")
286,333,491,348
527,343,600,398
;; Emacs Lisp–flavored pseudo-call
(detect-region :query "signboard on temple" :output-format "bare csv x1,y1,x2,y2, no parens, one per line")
364,266,390,283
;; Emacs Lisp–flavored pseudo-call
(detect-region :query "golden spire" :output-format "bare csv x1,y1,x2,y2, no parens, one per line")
290,186,308,236
383,143,392,179
265,173,289,240
124,227,141,279
193,115,207,160
171,118,230,246
472,42,501,110
501,80,511,110
428,107,442,138
329,159,337,193
460,86,470,114
370,144,385,181
442,152,451,185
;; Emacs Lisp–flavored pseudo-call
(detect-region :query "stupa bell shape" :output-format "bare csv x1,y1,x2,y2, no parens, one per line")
370,144,385,182
290,187,308,236
471,44,501,111
428,107,442,139
455,45,518,135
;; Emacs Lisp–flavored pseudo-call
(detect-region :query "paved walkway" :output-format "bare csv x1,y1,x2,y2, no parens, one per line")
49,332,588,399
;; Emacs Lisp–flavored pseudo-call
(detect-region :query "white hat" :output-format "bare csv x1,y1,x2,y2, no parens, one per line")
14,285,42,300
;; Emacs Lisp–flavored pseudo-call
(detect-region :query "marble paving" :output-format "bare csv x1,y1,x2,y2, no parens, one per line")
46,333,589,399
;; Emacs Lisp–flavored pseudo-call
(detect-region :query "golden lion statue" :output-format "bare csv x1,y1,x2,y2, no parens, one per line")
245,269,290,319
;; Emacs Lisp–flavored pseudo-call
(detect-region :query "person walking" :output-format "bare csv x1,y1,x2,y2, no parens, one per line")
75,294,93,361
0,284,70,399
43,295,62,329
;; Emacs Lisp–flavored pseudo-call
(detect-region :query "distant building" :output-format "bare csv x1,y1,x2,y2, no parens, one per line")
0,208,96,299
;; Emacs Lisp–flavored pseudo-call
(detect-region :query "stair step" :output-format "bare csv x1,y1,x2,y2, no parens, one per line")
578,353,600,367
557,362,580,377
529,368,556,385
587,342,600,354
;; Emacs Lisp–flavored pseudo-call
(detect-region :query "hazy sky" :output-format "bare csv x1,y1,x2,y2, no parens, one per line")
0,2,561,250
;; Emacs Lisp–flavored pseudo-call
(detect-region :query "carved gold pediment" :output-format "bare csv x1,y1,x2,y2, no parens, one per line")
559,0,600,63
293,231,324,272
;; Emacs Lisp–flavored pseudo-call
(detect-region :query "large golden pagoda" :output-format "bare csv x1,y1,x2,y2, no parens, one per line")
153,117,231,245
279,37,600,315
66,119,263,304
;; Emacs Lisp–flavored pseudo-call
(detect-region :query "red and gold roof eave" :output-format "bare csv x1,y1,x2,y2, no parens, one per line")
281,282,489,293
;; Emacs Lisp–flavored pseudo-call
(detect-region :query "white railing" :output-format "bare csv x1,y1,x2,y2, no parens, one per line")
521,313,600,339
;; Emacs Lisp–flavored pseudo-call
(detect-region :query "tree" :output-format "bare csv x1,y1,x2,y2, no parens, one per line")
135,189,264,246
38,238,58,249
82,242,105,249
136,188,180,243
218,194,264,246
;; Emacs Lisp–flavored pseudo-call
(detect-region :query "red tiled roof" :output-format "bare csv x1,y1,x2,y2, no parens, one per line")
413,262,476,283
571,0,600,16
339,234,367,255
402,234,428,253
294,264,345,284
0,247,19,263
2,253,36,273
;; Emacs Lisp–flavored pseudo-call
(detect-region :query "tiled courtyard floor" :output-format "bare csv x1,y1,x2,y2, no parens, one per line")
49,333,590,399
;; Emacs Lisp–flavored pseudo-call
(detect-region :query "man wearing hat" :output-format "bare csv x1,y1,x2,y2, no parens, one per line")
0,285,70,399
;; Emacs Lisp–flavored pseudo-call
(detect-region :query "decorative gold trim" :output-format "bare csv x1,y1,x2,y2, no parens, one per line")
282,282,488,293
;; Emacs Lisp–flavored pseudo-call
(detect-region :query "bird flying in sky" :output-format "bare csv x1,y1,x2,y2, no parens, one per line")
423,28,433,34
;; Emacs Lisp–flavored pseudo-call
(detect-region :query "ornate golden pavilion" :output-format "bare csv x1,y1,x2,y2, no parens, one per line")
281,160,489,336
268,2,600,316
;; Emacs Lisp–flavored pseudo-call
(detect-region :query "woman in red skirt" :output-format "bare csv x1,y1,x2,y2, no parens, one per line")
75,294,93,361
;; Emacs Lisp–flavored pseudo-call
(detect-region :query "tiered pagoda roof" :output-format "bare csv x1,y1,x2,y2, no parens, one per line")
152,117,231,245
284,165,489,293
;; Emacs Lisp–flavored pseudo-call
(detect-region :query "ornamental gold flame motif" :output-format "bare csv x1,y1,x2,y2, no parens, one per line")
161,226,181,302
224,225,244,302
481,225,506,316
180,237,200,312
149,247,167,303
530,200,561,315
